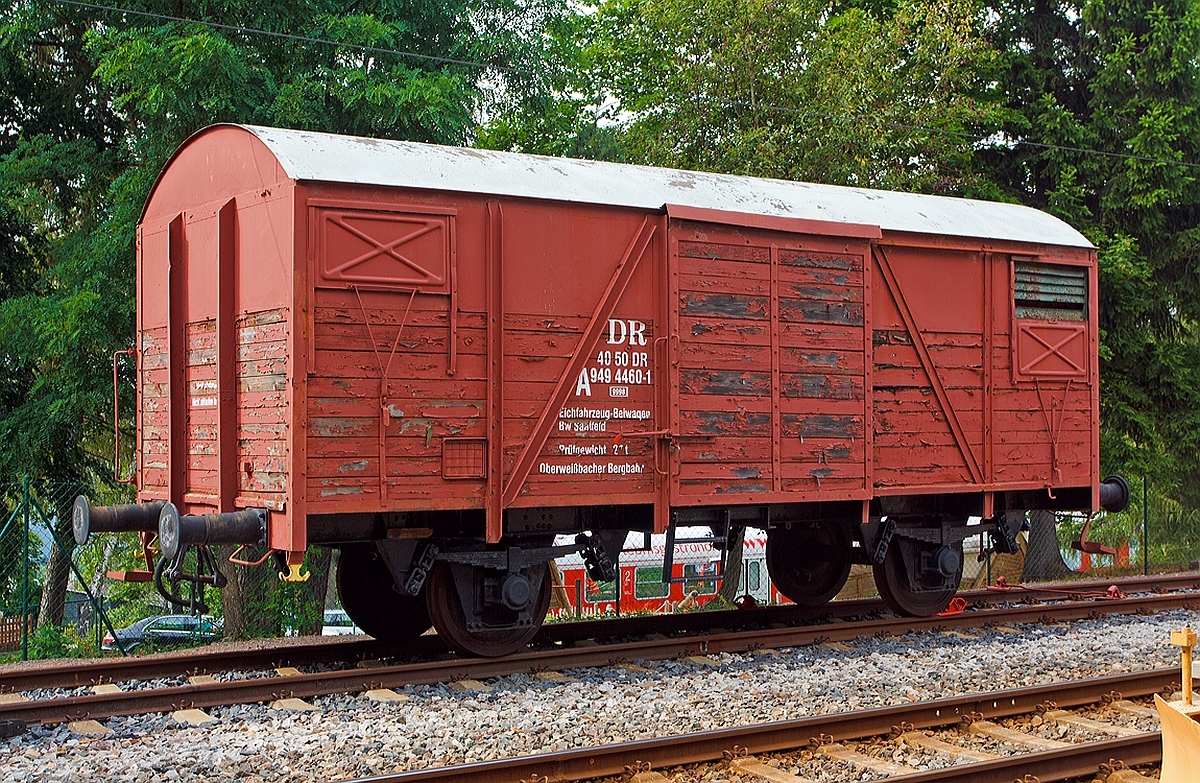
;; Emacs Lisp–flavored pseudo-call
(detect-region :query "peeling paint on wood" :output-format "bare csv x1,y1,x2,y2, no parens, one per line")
680,292,769,320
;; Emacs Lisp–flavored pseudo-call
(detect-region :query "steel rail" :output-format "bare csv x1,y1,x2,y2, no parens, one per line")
2,572,1195,693
1,591,1196,727
540,571,1200,644
341,668,1179,783
885,735,1161,782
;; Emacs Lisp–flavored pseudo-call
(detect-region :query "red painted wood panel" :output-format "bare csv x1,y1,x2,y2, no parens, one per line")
670,219,871,503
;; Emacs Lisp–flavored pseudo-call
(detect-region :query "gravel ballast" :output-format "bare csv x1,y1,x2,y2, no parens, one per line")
1,608,1194,782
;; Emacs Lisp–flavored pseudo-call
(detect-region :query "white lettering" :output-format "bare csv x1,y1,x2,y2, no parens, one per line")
538,462,607,475
575,368,592,397
607,318,628,345
628,320,647,346
557,443,608,456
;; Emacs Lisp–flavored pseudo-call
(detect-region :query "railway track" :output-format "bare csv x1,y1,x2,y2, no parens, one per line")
0,583,1196,729
3,572,1196,694
347,668,1179,783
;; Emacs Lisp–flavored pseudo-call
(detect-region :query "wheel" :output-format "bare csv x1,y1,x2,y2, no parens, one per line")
426,560,551,657
873,538,964,616
336,545,432,642
765,519,852,606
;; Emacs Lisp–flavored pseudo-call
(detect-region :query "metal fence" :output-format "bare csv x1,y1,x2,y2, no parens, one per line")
1,475,1196,660
962,476,1196,590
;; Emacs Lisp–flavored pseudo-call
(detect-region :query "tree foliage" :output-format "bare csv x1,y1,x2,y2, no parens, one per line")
489,0,1013,195
983,0,1200,496
0,0,572,631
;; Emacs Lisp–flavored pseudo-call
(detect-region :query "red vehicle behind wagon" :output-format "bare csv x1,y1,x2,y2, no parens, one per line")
76,125,1128,656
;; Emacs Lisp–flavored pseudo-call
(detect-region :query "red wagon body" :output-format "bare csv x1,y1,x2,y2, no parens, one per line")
78,125,1123,655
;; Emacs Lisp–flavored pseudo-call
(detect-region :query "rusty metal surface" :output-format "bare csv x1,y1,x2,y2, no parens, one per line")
3,573,1195,693
340,670,1173,783
2,590,1194,727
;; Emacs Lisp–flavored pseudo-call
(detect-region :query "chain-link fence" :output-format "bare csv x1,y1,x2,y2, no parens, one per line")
962,476,1198,590
0,479,338,661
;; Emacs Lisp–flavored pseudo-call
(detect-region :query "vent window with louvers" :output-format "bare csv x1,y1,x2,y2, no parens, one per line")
1014,262,1087,321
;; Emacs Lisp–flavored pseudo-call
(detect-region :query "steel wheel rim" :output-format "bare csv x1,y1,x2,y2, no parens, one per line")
872,540,962,617
336,544,432,642
766,520,851,606
426,561,551,657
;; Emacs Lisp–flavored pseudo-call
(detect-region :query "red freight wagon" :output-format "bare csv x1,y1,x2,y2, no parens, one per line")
76,125,1129,656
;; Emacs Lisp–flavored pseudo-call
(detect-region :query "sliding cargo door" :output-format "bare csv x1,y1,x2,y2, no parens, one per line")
667,215,874,504
305,201,471,512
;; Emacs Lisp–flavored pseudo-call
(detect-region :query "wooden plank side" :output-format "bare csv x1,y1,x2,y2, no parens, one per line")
141,327,171,494
778,247,863,271
780,437,865,462
682,318,862,351
185,319,218,496
874,366,983,388
678,409,773,438
779,298,863,326
780,413,865,438
671,220,868,500
677,437,772,462
237,308,289,504
679,271,770,296
311,348,486,379
680,291,769,320
874,342,984,370
678,240,770,263
777,262,864,288
781,373,865,400
778,348,865,375
680,369,771,396
307,376,486,400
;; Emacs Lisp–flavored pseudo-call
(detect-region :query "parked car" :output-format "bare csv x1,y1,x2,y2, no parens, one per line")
322,608,363,636
102,614,222,651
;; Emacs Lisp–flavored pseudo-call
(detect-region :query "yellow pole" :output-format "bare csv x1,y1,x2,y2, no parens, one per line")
1171,626,1197,706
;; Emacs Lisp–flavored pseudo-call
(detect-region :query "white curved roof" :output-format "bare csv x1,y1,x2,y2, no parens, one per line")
243,125,1092,249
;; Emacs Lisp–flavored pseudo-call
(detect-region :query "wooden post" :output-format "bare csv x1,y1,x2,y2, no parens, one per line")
1171,626,1197,705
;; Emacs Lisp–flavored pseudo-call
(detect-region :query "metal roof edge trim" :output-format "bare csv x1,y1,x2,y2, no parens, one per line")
666,203,883,239
147,124,1095,251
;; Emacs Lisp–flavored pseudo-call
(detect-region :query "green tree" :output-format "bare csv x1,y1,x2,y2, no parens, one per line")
559,0,1011,194
1,0,572,632
985,0,1200,499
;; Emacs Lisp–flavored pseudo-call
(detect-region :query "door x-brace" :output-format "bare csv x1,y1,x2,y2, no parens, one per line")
874,246,984,484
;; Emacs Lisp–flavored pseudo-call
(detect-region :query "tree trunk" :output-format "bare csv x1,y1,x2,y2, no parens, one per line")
37,507,75,629
1021,511,1072,581
716,526,746,605
214,545,249,638
241,556,283,637
87,537,116,598
293,547,333,636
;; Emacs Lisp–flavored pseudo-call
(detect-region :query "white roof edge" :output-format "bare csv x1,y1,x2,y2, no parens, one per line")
238,125,1094,250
